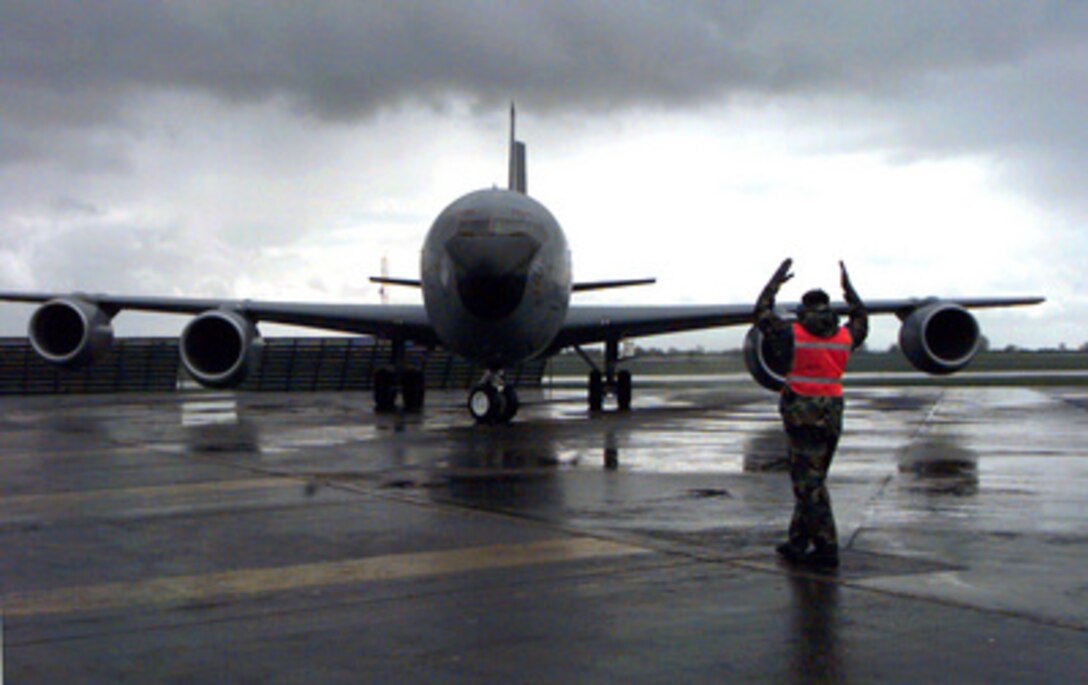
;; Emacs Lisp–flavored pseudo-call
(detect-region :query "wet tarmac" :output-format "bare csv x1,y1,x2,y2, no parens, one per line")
1,383,1086,683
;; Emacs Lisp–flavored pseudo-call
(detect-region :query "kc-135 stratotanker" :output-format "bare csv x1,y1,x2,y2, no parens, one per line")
0,108,1043,423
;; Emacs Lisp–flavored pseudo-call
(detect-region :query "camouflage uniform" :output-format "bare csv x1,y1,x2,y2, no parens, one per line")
779,390,844,550
756,260,868,564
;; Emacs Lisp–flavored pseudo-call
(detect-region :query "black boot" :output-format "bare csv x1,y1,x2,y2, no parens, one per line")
807,543,839,569
776,541,808,564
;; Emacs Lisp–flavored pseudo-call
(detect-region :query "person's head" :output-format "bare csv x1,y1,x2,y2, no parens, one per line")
800,289,830,311
796,288,839,335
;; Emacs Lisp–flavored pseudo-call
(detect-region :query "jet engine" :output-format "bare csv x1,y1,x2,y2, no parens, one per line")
28,297,114,367
898,301,980,374
179,310,262,388
743,326,790,392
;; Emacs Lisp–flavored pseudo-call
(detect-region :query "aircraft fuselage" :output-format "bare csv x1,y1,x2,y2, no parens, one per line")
421,188,572,369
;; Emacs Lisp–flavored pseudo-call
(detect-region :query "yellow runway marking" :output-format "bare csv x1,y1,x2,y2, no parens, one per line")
2,538,650,617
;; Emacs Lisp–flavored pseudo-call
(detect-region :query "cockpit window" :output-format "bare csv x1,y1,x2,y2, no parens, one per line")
490,219,533,235
457,217,537,236
457,218,490,235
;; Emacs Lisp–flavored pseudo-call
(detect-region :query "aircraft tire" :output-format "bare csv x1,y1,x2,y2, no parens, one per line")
402,369,425,412
500,385,519,421
617,370,632,411
588,371,604,412
374,368,398,412
468,384,503,423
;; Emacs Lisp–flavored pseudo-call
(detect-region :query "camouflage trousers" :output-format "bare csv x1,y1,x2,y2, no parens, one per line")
779,391,845,550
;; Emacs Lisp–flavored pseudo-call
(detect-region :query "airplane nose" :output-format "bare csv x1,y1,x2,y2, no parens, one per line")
447,233,540,320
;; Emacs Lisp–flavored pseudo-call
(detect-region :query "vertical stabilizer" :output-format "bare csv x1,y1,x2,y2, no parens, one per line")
508,103,527,194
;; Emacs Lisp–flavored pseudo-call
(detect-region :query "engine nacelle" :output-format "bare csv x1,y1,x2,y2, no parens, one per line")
743,325,790,392
179,309,262,389
899,302,980,375
28,298,114,367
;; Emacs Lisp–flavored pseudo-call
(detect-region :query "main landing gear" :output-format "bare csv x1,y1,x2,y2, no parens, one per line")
373,336,426,413
578,338,633,413
588,368,632,411
468,370,519,423
373,366,426,412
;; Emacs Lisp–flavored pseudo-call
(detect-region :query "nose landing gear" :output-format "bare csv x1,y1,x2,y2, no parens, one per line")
468,370,519,423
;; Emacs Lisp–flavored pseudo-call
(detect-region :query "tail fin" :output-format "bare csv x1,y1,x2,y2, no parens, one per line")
508,103,527,194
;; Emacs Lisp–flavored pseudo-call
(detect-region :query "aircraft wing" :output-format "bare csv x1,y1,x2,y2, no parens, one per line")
847,296,1044,318
551,295,1044,351
0,290,1042,352
0,292,440,345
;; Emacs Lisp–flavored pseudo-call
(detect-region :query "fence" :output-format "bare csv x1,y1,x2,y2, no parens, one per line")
0,338,179,394
0,337,546,394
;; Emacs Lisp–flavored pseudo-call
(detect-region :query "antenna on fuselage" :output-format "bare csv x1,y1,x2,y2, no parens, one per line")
508,102,527,194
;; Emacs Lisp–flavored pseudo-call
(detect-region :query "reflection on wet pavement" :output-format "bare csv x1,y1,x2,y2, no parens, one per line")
897,436,979,496
788,575,843,683
4,385,1088,633
2,384,1088,682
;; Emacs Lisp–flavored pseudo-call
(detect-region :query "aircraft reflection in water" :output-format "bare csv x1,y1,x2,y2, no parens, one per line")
436,426,569,511
0,106,1043,424
742,428,791,473
897,435,980,497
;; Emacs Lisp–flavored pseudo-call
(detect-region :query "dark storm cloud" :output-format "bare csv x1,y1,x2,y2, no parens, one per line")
1,1,1085,211
3,2,1083,114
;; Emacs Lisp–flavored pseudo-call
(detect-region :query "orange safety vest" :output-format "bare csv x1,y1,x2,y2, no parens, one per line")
787,322,853,397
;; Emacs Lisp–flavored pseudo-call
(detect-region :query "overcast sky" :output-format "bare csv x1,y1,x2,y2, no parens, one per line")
1,1,1083,350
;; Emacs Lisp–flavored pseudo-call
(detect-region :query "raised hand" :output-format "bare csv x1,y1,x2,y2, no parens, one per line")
773,258,794,287
840,260,860,305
